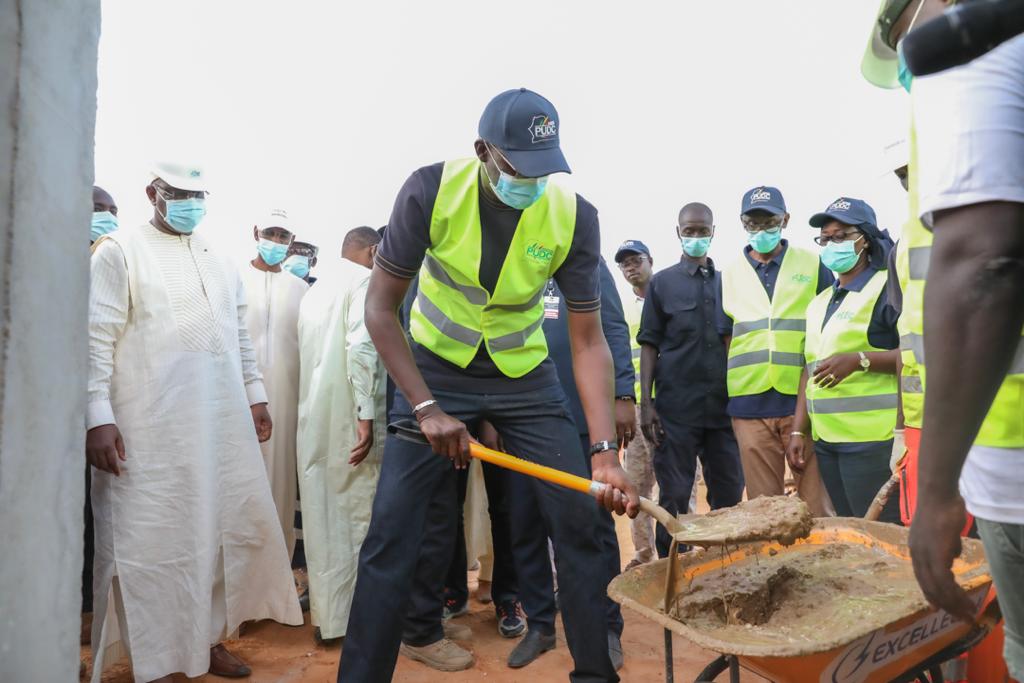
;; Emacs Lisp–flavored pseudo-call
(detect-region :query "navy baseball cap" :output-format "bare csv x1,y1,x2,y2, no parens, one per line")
741,186,787,216
478,88,570,178
809,197,878,228
614,240,651,262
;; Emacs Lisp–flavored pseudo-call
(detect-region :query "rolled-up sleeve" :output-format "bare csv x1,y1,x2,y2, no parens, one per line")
234,268,267,406
346,274,380,419
637,277,665,348
87,240,130,429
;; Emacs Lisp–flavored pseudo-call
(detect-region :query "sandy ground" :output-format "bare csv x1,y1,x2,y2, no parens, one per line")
82,484,771,682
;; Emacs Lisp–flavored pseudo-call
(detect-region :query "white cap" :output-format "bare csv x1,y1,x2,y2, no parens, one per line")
882,137,909,175
257,208,291,233
151,161,208,192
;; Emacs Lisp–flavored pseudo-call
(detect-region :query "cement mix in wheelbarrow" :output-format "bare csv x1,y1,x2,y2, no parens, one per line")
669,542,925,647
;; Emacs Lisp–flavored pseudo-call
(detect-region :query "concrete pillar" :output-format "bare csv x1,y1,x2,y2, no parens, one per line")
0,1,100,680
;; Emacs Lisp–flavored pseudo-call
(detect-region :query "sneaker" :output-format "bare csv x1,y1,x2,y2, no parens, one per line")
496,600,526,638
400,639,474,672
443,596,469,620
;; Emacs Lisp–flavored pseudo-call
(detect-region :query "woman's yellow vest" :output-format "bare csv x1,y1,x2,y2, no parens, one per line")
804,270,898,443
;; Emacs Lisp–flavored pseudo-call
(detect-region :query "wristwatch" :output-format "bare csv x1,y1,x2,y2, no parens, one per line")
589,440,617,456
858,352,871,371
615,395,635,402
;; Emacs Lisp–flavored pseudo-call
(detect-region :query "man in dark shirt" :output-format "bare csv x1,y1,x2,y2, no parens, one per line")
338,89,636,683
503,258,635,670
639,202,744,557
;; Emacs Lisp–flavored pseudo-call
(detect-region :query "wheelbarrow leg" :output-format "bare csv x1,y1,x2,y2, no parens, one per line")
664,628,673,682
728,655,740,683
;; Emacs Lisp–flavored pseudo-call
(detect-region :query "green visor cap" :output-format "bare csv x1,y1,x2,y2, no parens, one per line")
861,0,915,89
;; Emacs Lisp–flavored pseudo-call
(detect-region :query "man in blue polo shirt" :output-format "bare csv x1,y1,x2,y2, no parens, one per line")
719,187,833,516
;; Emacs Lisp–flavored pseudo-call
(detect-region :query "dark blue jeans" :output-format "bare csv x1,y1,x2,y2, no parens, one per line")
508,433,623,637
653,413,745,557
338,385,619,683
815,439,900,523
443,462,518,609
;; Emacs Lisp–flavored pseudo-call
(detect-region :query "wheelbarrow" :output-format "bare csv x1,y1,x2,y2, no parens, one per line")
607,516,999,683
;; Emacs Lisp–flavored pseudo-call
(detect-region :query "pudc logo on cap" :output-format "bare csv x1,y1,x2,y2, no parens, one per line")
829,198,853,211
529,115,557,144
478,88,571,178
750,188,773,203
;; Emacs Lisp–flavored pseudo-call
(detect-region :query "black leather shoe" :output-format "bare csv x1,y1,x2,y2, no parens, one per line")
608,631,624,671
507,629,556,669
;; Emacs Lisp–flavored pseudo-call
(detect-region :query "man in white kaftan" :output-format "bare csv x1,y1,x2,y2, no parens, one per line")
296,227,385,641
85,163,302,683
241,208,309,557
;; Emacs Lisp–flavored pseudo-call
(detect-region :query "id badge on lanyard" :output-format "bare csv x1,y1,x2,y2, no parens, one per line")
543,280,560,320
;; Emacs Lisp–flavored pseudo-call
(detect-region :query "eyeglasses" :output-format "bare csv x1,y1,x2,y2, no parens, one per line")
678,225,713,238
155,184,206,201
617,255,648,269
741,215,784,234
814,231,863,247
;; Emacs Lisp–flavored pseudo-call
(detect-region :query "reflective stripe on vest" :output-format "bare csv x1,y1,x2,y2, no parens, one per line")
804,269,898,443
409,158,576,378
722,246,820,398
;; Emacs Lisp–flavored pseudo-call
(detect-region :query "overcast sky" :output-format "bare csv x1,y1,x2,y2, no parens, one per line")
95,0,909,299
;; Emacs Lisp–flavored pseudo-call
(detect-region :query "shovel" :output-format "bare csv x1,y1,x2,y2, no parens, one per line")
388,420,812,548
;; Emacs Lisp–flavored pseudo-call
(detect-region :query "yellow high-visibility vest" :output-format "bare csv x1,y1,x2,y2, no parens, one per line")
409,158,576,378
805,270,898,443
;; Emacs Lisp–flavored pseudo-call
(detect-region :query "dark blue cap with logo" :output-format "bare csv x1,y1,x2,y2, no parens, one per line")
614,240,651,262
809,197,878,228
478,88,570,178
741,186,787,216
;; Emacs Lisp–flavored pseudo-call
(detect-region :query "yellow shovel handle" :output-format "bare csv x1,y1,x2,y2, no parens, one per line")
469,442,602,496
468,442,674,528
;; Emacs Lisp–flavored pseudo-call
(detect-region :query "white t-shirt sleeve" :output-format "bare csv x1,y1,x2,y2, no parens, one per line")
912,35,1024,224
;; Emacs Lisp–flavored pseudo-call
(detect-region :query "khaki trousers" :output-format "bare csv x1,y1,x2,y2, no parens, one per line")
731,416,833,517
625,404,656,562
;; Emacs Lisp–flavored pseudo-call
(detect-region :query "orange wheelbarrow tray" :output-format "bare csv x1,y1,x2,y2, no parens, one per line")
608,518,996,683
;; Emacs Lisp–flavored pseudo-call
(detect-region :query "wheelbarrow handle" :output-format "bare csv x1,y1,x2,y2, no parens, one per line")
388,420,670,522
864,472,901,522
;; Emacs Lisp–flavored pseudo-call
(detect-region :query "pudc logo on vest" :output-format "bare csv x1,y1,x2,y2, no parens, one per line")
529,115,557,144
527,242,554,262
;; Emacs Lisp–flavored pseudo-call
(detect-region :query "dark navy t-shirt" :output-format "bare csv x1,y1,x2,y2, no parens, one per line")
375,161,602,394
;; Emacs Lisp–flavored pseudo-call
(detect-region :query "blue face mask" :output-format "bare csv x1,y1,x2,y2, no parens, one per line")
820,236,865,274
258,238,290,266
485,144,549,210
491,171,548,210
681,236,712,258
161,197,207,234
283,254,310,278
897,44,913,93
748,227,782,254
91,211,118,242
